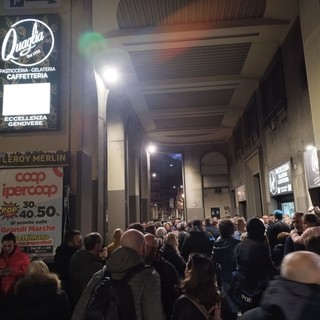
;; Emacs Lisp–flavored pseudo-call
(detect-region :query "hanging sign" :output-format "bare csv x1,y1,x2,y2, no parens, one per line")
268,160,293,196
304,148,320,189
0,14,59,132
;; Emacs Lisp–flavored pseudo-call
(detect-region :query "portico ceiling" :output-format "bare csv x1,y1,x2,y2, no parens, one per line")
92,0,298,147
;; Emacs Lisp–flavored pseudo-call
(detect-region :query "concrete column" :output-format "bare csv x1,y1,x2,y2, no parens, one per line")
69,0,96,235
184,150,204,221
140,142,150,223
127,120,142,223
107,101,126,241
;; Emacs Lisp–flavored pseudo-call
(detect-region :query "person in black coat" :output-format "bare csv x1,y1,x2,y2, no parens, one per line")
211,219,240,290
233,217,279,313
12,260,69,320
145,233,180,320
211,219,240,318
53,229,83,296
181,219,214,261
240,251,320,320
266,210,291,249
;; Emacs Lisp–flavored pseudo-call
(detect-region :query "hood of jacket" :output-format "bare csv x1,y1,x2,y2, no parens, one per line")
15,273,60,305
260,277,320,320
106,246,145,280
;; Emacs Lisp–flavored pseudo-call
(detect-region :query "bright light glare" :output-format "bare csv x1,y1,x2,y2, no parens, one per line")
3,83,50,115
306,145,315,151
152,173,157,178
103,67,119,83
148,145,156,153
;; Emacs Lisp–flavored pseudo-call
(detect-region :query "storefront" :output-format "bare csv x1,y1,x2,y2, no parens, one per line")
268,160,295,216
0,14,66,259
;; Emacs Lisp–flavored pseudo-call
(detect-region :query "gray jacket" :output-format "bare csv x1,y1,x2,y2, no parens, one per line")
71,246,166,320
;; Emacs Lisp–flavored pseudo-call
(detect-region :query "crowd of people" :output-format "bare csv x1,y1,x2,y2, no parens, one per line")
1,208,320,319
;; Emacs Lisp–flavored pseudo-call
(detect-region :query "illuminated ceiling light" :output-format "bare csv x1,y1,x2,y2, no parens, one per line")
306,145,315,151
102,67,119,83
148,144,156,153
152,173,157,178
170,164,173,167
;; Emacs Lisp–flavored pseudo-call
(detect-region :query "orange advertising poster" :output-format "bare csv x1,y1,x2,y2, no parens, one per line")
0,167,63,257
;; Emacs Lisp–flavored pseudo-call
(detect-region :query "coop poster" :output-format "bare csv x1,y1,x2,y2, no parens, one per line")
0,167,63,257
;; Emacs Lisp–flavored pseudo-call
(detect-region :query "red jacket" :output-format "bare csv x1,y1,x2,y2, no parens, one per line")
0,246,30,295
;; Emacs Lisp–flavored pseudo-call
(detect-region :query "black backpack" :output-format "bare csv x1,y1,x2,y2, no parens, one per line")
85,264,145,320
228,270,269,313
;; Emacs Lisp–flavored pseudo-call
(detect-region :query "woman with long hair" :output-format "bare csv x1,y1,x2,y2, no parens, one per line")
173,253,233,320
161,232,186,278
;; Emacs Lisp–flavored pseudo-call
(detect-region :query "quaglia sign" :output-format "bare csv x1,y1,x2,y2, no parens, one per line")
0,15,59,132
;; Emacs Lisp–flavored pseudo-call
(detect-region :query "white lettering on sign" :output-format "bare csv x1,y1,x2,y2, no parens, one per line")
4,115,48,127
1,19,54,67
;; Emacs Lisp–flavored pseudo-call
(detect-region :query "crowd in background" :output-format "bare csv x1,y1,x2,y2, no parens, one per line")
1,207,320,319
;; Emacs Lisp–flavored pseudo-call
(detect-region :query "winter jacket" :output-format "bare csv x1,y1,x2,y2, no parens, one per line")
151,254,180,319
266,221,291,249
173,294,234,320
69,249,102,305
283,235,305,256
240,276,320,320
71,246,166,320
173,295,213,320
161,243,186,278
0,246,30,295
234,238,279,285
53,243,77,294
12,272,68,320
181,227,214,261
211,237,240,285
290,226,320,245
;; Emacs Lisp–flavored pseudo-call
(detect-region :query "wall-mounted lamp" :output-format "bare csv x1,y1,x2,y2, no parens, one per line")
147,144,156,153
102,67,119,84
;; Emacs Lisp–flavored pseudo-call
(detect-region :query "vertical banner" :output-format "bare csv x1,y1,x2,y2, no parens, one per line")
304,148,320,189
0,167,63,257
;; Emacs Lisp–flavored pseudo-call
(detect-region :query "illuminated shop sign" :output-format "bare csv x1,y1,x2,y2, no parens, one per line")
268,160,293,196
0,167,63,257
0,15,59,132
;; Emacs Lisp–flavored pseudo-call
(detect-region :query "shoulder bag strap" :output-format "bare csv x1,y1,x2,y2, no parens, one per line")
184,294,211,319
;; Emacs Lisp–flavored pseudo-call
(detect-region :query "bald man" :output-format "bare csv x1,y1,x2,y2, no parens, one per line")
240,251,320,320
72,229,166,320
